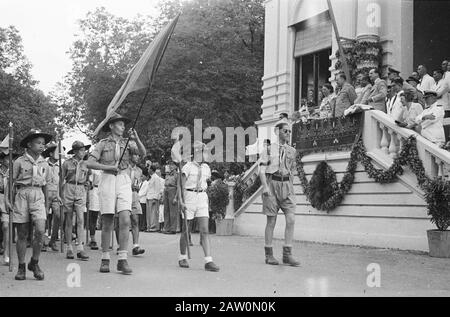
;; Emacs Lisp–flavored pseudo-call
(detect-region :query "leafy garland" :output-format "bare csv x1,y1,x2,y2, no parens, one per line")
296,136,429,212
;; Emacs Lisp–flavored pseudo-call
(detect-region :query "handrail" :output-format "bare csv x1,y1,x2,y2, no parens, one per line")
363,110,450,179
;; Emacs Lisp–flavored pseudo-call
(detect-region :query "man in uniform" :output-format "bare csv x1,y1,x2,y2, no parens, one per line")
415,91,446,146
87,112,146,274
6,129,58,280
178,141,219,272
42,141,62,252
259,121,300,267
163,160,179,234
62,141,90,260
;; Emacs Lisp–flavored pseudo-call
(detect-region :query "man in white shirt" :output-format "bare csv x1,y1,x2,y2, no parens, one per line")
387,78,404,121
145,166,163,232
138,170,149,231
178,141,219,272
415,91,445,146
432,69,450,115
417,65,435,93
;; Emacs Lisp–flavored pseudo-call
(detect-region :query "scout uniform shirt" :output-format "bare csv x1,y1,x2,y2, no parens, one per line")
181,161,211,220
62,157,89,185
89,135,139,172
89,135,139,215
12,152,50,223
62,157,89,216
259,142,297,217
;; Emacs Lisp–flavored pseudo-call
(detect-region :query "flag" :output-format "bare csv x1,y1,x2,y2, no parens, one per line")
93,15,180,136
0,134,9,155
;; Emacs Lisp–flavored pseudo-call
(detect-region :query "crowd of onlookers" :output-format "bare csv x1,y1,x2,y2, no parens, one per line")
292,60,450,148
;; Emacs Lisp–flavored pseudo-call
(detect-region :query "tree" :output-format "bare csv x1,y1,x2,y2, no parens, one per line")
59,0,265,162
0,26,61,149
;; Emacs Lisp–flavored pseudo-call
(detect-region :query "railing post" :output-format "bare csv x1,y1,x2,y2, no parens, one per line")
379,123,389,154
388,129,398,158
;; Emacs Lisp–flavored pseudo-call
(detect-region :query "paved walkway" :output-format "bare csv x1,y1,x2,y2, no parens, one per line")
1,232,450,296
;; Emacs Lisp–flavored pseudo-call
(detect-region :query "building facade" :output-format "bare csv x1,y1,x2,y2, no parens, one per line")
257,0,449,134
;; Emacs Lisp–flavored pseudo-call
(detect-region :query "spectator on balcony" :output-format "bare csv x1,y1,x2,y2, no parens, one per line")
431,69,450,116
442,60,448,77
388,67,416,98
319,84,335,118
354,74,372,105
417,65,435,93
387,78,405,121
333,73,357,118
411,71,420,81
406,76,425,107
367,68,387,112
415,91,445,147
396,91,423,133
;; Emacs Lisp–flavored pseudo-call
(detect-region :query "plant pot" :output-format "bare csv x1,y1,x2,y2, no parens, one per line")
427,230,450,258
215,218,234,236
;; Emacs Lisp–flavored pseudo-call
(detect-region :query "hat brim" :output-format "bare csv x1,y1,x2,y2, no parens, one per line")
101,117,132,132
42,145,58,158
20,133,53,148
67,144,91,155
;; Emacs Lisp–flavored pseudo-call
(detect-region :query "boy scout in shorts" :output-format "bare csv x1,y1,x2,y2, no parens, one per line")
259,121,300,267
6,129,59,280
42,141,62,252
62,141,90,261
87,112,146,274
178,141,219,272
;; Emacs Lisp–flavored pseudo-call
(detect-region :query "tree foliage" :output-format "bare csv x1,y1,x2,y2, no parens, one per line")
0,26,61,150
58,0,265,162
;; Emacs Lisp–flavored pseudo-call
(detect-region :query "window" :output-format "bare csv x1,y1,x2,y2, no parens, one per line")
294,48,332,111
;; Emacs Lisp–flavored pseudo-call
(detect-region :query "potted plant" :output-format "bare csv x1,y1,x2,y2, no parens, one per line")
425,178,450,258
207,179,231,236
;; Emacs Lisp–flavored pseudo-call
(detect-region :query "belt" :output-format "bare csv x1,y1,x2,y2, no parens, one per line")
186,188,206,193
0,190,4,194
268,174,290,182
67,181,86,186
16,184,43,189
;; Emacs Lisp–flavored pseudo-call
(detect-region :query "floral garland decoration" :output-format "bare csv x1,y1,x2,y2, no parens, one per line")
296,136,427,212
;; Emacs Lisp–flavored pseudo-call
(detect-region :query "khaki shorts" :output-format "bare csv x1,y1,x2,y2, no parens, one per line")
131,191,142,215
0,193,9,223
89,187,100,211
262,175,296,217
183,191,209,220
99,171,132,215
13,187,47,224
63,183,87,217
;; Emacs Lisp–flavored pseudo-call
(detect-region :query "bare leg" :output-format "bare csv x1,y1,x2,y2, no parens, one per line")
265,216,277,246
197,217,211,257
130,214,139,245
16,223,29,264
31,220,46,261
65,212,74,251
100,214,114,252
2,221,9,260
117,211,131,251
284,213,295,246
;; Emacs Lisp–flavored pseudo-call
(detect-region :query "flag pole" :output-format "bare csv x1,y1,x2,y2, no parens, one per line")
176,162,191,259
8,122,14,272
58,138,64,253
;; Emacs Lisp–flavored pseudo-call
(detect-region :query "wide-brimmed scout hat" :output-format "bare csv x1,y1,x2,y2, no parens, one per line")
67,141,91,155
42,141,58,158
20,129,53,148
102,112,131,132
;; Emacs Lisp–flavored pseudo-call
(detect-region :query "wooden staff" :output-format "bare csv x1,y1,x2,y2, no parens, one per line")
58,139,64,253
8,122,14,272
176,162,191,259
86,176,90,247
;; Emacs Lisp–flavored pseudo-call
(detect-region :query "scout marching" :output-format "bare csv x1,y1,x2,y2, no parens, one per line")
0,112,303,281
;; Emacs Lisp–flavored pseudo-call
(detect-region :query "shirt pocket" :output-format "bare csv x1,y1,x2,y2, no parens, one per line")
101,144,115,164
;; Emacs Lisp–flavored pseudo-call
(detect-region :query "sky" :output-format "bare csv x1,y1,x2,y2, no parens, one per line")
0,0,162,94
